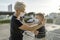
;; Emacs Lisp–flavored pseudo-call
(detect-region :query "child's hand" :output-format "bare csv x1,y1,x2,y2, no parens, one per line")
34,31,39,35
41,19,45,25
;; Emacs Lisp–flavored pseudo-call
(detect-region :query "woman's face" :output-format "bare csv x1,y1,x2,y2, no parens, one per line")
19,6,25,12
16,6,25,16
17,6,25,14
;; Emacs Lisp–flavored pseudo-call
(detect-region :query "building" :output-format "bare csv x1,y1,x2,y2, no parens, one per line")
45,13,60,25
8,4,12,12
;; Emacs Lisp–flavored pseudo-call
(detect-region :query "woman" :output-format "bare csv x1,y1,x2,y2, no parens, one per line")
9,2,44,40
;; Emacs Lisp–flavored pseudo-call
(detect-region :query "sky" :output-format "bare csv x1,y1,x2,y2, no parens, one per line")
0,0,60,15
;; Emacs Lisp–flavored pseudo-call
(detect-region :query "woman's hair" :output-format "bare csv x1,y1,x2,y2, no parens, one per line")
14,1,25,10
36,13,44,19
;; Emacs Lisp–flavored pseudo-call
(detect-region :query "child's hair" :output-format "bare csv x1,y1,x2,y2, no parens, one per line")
36,13,44,19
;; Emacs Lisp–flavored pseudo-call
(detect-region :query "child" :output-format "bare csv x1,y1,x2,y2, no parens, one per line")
34,13,46,40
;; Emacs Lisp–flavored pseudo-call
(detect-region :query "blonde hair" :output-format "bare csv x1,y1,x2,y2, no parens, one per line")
14,1,25,10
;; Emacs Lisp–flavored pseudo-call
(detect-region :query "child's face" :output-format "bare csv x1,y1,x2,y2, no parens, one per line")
35,15,43,22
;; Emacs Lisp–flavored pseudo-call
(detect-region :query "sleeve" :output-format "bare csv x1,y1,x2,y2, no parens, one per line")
13,18,23,29
37,26,46,33
16,20,23,27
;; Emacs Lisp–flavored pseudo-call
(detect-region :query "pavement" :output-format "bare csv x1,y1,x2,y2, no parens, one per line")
0,23,45,40
0,24,10,40
0,23,60,40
